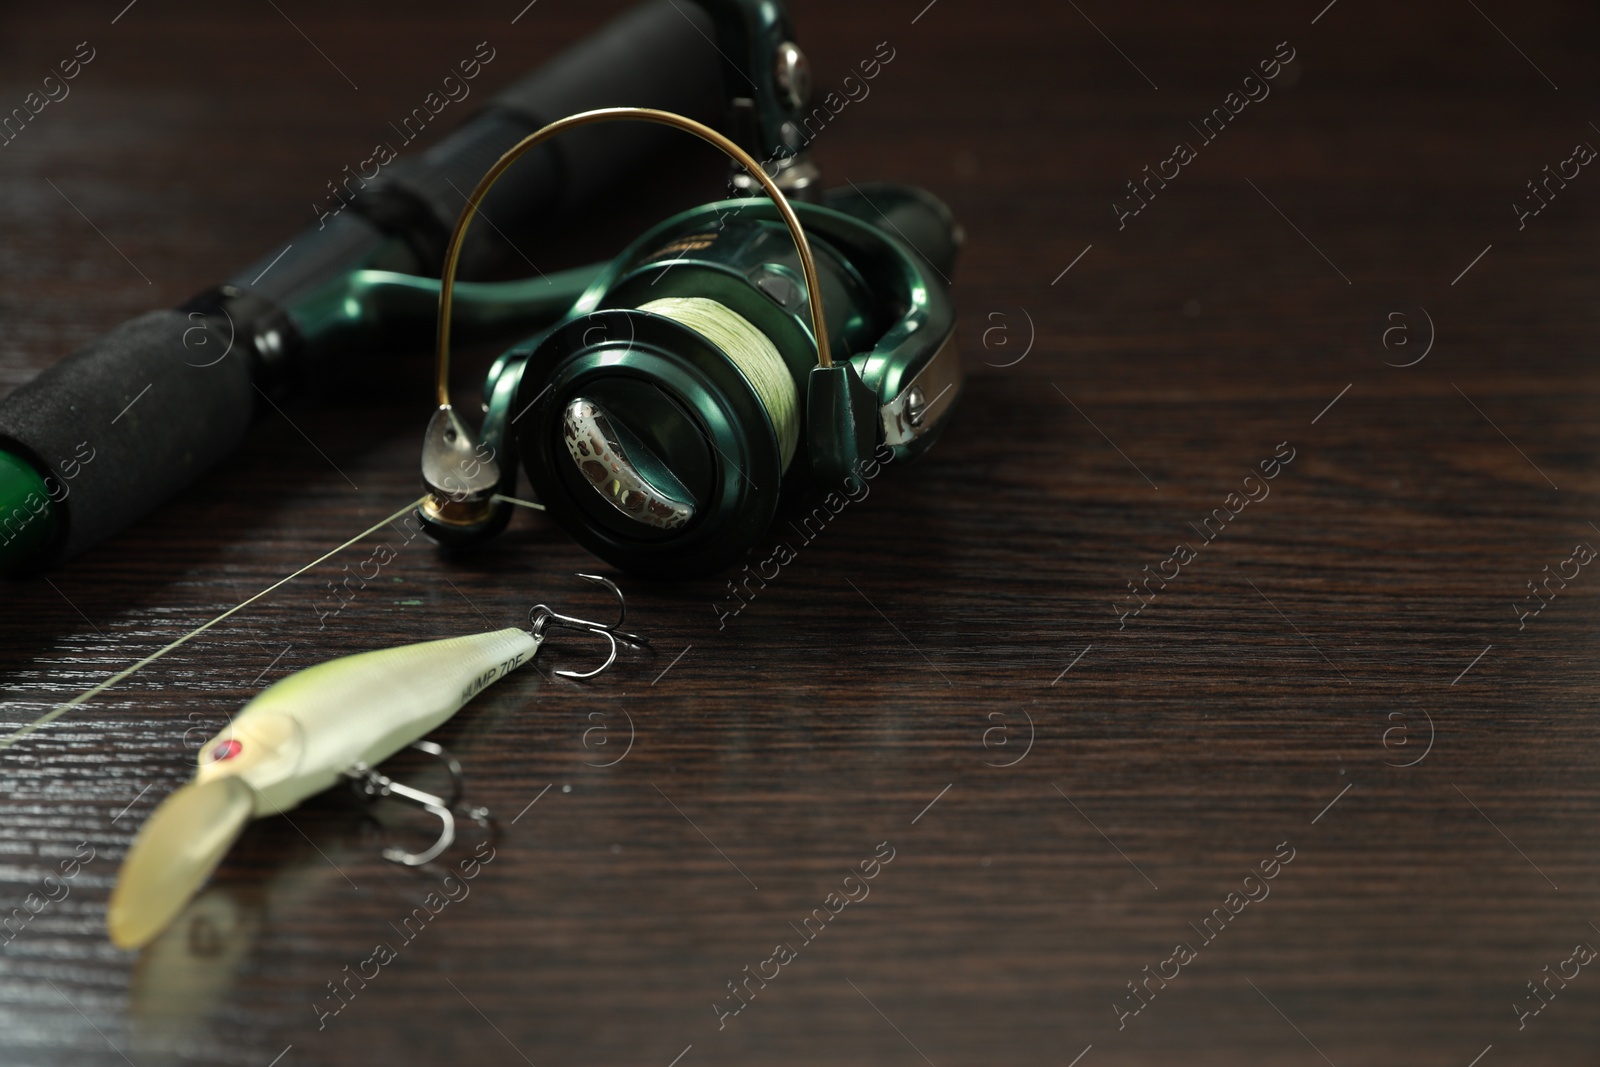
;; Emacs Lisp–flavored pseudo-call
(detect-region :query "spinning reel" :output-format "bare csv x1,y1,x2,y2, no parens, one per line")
414,110,963,577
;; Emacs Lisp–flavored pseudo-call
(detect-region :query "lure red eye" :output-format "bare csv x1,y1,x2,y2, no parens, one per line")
210,739,243,762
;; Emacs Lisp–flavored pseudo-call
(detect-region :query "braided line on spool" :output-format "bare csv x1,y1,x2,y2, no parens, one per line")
637,297,799,472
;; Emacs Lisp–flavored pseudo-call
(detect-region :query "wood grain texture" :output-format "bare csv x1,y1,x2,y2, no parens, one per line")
3,1,1600,1064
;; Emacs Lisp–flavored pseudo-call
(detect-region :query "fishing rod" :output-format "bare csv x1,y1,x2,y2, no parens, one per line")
0,0,818,574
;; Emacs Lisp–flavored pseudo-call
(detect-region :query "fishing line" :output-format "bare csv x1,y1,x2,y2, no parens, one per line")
638,296,799,470
492,493,546,511
0,495,429,752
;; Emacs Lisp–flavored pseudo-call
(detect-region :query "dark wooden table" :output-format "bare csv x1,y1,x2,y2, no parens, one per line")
3,1,1599,1064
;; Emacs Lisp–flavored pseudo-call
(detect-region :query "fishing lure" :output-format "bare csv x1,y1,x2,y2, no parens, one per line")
107,575,643,950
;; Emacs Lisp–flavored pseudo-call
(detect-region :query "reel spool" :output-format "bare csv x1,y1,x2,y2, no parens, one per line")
418,107,963,577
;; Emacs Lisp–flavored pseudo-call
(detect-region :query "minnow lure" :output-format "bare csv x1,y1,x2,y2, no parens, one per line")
107,575,641,950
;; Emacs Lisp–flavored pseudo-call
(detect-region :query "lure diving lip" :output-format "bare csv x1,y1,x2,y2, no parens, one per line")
108,578,641,950
108,778,255,951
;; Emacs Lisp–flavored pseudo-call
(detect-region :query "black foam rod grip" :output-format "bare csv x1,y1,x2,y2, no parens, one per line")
0,311,254,562
373,0,726,268
487,0,726,205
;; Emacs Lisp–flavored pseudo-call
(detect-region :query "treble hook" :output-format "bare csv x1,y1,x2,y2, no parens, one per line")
345,740,490,867
528,573,650,679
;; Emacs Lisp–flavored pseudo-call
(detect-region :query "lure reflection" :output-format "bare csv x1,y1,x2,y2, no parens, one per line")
107,575,644,950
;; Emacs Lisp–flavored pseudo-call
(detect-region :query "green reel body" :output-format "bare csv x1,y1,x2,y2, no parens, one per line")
471,182,962,576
